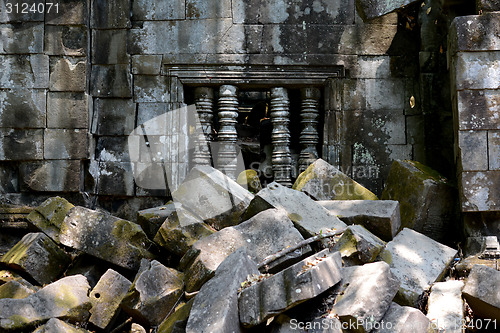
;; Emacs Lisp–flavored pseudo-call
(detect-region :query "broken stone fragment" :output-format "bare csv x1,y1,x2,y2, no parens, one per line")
0,280,36,299
373,302,436,333
239,249,342,327
32,318,92,333
331,225,386,266
172,165,254,229
381,160,456,242
26,196,74,243
318,200,401,241
157,298,194,333
0,232,71,285
330,261,400,333
137,201,180,239
293,159,378,201
355,0,420,22
426,280,464,333
186,248,260,333
0,270,36,289
122,260,184,326
154,204,216,257
379,228,458,306
463,264,500,321
237,169,262,193
89,269,132,330
243,181,347,237
60,206,155,270
180,208,308,292
0,275,91,331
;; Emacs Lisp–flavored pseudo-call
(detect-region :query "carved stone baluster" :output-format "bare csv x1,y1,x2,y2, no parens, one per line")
270,87,292,187
217,85,239,179
192,87,215,167
298,87,321,173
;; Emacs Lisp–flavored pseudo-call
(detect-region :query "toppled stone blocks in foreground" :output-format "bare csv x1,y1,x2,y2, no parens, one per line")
426,280,464,333
374,302,435,333
331,225,386,266
463,264,500,321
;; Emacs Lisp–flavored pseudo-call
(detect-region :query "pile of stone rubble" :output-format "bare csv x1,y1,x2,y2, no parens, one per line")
1,159,499,333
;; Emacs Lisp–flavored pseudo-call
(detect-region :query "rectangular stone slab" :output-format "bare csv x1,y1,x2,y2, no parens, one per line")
463,264,500,321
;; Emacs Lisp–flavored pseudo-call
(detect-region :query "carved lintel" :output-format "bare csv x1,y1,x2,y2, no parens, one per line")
192,87,215,167
270,87,292,187
299,87,321,173
216,85,239,179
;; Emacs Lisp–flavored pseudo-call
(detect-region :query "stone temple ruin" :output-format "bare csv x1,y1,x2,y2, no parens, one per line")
0,0,500,332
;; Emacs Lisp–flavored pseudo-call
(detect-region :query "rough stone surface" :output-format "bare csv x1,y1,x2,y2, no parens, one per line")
47,92,88,129
0,280,35,299
90,64,132,97
330,261,400,332
186,248,259,333
157,298,194,333
92,29,128,64
0,275,91,331
318,200,401,241
374,302,435,333
426,280,464,333
239,249,342,327
91,0,130,29
134,75,169,102
44,25,87,56
137,201,180,239
32,318,92,333
180,208,308,292
476,0,500,12
91,98,136,135
122,260,184,326
60,206,155,270
454,52,500,90
355,0,419,21
93,161,136,196
457,90,500,131
332,225,386,266
49,57,86,92
0,129,43,161
458,131,488,171
89,269,132,330
0,55,49,89
0,232,70,285
132,55,163,75
244,182,347,237
45,0,88,25
0,22,43,54
19,160,81,192
379,228,458,306
0,89,46,128
172,165,254,229
460,171,500,212
449,12,500,52
132,0,186,20
463,264,500,321
293,159,378,201
44,129,88,159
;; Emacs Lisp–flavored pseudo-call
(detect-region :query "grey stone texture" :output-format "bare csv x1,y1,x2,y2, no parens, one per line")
355,0,419,21
132,55,163,75
91,0,131,29
489,131,500,170
0,22,43,53
454,52,500,90
44,129,88,159
47,92,88,129
0,55,49,89
457,90,500,131
374,302,435,333
45,0,88,25
460,171,500,212
0,280,35,299
92,30,129,64
476,0,500,12
0,129,43,161
19,160,81,192
0,89,46,128
134,75,169,102
90,64,132,97
44,25,87,56
458,131,488,171
426,280,464,333
49,57,86,92
91,98,136,136
132,0,186,20
449,12,500,53
0,1,44,22
463,264,500,321
33,318,92,333
137,201,180,239
331,225,386,265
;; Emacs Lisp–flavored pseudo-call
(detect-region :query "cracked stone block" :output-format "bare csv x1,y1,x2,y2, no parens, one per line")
173,165,254,230
374,302,435,333
32,318,92,333
293,159,378,201
427,280,464,333
122,260,184,326
89,269,132,330
355,0,420,21
60,206,155,270
137,201,180,239
0,232,71,285
381,160,456,242
331,225,386,266
90,64,132,97
318,200,401,241
0,280,35,299
44,25,87,56
186,248,259,333
180,208,308,292
239,249,342,327
49,57,86,92
0,54,49,89
47,92,88,129
19,160,81,192
92,29,128,64
0,89,46,128
463,264,500,321
44,129,88,159
0,129,43,161
154,204,216,257
0,275,91,331
330,261,400,332
243,181,347,237
379,228,458,307
157,298,194,333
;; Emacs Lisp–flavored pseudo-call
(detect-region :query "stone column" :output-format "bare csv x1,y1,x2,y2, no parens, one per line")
298,87,321,173
217,85,239,179
270,87,292,187
192,87,214,167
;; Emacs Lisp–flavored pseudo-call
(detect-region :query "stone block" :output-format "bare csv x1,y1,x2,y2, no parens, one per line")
449,12,500,52
122,260,184,326
90,64,132,97
44,129,88,159
96,136,134,162
0,275,91,331
339,24,398,55
137,201,179,239
0,280,35,299
427,280,464,333
293,159,378,201
49,57,86,92
477,0,500,11
0,0,44,22
0,54,49,89
351,55,392,79
91,0,130,29
186,0,232,19
454,52,500,90
0,270,34,288
330,261,400,332
93,161,135,196
46,0,88,25
375,302,436,333
136,102,168,135
0,163,18,192
60,206,155,270
19,160,81,192
318,200,400,241
463,265,500,321
33,318,92,333
173,165,254,229
0,232,70,285
0,22,43,53
379,228,458,306
343,109,406,145
157,298,194,333
91,98,136,135
47,92,88,129
92,29,128,64
239,249,342,327
460,171,500,211
381,160,456,241
180,208,308,292
89,269,132,330
355,0,419,21
186,248,259,333
457,89,500,130
132,55,163,75
0,89,46,128
44,25,87,56
458,131,488,171
154,204,216,257
331,225,386,265
134,75,169,102
0,129,43,160
489,131,500,170
132,0,186,20
343,79,405,111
